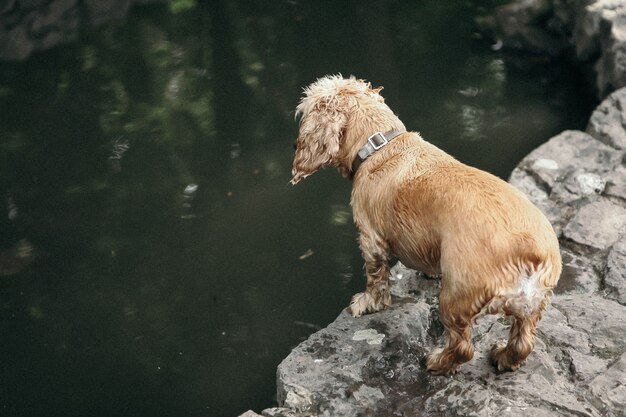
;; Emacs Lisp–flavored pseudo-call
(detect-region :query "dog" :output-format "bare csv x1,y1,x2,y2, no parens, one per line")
290,75,562,375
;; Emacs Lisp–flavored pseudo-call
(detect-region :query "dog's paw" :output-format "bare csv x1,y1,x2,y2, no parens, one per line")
490,340,522,372
348,292,374,317
348,291,393,317
426,348,459,376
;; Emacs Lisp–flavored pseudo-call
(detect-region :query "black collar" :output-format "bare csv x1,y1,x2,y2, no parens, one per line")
350,130,405,178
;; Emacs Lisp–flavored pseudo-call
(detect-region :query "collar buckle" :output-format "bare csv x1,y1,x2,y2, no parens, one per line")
351,129,405,179
367,132,388,150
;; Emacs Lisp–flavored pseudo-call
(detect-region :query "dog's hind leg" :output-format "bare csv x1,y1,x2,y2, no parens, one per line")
490,294,549,371
426,292,475,375
349,231,391,317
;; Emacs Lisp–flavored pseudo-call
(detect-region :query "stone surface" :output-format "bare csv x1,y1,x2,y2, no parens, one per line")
605,236,626,304
558,245,602,294
509,121,624,237
587,86,626,149
276,289,433,416
274,263,626,417
563,200,626,249
238,411,263,417
261,408,298,417
265,88,626,417
588,353,626,414
552,294,626,354
605,163,626,199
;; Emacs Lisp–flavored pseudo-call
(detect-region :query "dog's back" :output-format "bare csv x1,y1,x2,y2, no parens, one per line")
352,132,561,302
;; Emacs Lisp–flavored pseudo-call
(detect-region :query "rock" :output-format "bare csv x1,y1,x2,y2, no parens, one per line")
558,245,602,294
270,86,626,417
567,347,609,382
238,411,263,417
605,163,626,199
261,408,298,417
276,296,434,417
588,353,626,415
539,306,593,355
515,130,621,192
508,125,624,236
605,237,626,304
552,294,626,354
563,200,626,249
276,276,625,416
595,12,626,97
587,87,626,149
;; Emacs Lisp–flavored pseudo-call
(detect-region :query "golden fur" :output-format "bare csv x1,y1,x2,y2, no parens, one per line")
291,75,562,375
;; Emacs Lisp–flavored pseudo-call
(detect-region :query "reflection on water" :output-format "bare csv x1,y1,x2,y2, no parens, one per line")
0,1,593,416
455,57,507,141
330,204,352,226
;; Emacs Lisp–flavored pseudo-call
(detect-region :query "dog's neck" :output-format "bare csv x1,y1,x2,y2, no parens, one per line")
350,130,405,179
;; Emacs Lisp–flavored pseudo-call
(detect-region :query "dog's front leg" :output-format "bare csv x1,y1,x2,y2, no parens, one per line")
349,231,392,317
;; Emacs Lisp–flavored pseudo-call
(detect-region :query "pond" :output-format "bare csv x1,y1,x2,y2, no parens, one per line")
0,1,593,416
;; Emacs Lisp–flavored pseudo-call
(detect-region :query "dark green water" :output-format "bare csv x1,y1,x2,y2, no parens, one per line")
0,1,593,416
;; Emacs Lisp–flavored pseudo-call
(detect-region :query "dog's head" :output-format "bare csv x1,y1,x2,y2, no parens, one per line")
290,75,403,184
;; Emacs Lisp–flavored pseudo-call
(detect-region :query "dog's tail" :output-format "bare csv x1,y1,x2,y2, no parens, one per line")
503,261,555,318
481,254,560,320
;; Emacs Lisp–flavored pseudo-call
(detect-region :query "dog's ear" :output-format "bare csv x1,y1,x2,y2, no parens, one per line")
368,85,385,102
291,100,347,185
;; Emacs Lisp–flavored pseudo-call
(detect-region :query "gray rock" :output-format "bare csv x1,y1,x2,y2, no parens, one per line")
261,408,298,417
588,352,626,415
551,169,607,205
587,87,626,149
605,163,626,200
276,276,625,416
238,411,263,417
567,347,609,382
563,199,626,249
509,127,624,240
558,245,602,294
539,305,592,355
605,237,626,304
516,130,621,192
276,299,434,417
552,294,626,354
574,0,605,60
595,13,626,97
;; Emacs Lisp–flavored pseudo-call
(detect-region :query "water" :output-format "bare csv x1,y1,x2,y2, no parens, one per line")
0,1,593,416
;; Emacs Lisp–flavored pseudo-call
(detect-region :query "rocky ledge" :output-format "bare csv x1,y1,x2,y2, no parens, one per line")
240,87,626,417
483,0,626,98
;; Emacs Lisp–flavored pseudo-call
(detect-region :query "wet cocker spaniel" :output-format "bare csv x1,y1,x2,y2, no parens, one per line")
290,75,561,375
